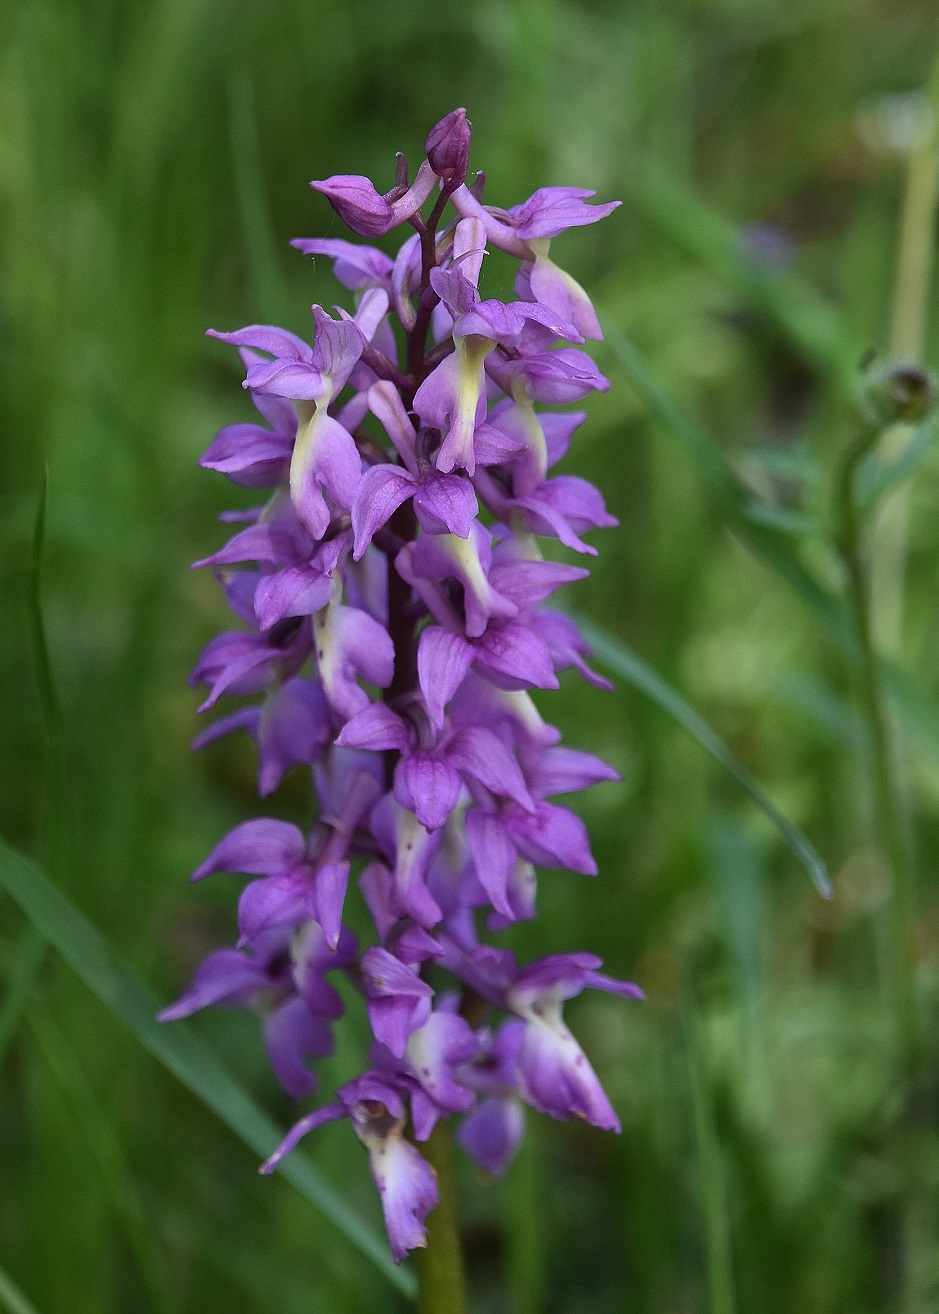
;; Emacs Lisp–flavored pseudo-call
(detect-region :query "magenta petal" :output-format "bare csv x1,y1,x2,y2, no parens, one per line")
508,186,621,241
338,606,396,689
533,475,618,532
257,678,331,795
259,1102,346,1175
192,633,287,710
429,267,480,316
200,423,292,488
471,422,528,466
237,869,314,941
417,627,475,726
370,1136,439,1263
367,380,418,469
192,705,260,752
389,803,444,928
445,726,533,810
360,861,397,942
320,605,395,720
312,861,350,949
254,564,334,629
527,746,620,797
487,559,589,612
158,949,269,1019
310,306,364,387
192,523,298,569
458,1097,525,1177
263,996,333,1099
192,819,306,881
352,465,416,560
207,324,313,361
511,952,600,1003
516,1017,619,1130
310,174,395,237
363,948,434,1056
532,610,613,689
337,702,410,753
474,623,559,692
368,994,431,1058
584,970,646,1001
508,802,597,875
414,474,477,538
412,350,459,429
362,946,435,1000
291,237,393,291
530,256,602,340
465,810,517,920
397,753,463,830
292,411,362,537
406,1012,478,1111
408,1087,442,1143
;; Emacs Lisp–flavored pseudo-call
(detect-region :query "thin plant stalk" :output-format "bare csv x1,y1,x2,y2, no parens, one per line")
685,1006,735,1314
413,1123,467,1314
837,425,916,1051
871,59,939,651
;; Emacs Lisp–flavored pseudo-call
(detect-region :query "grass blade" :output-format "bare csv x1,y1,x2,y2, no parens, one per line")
27,469,72,880
160,1202,348,1314
30,1005,175,1314
0,1265,41,1314
684,1005,736,1314
27,469,64,755
0,841,414,1298
576,618,831,896
0,928,45,1067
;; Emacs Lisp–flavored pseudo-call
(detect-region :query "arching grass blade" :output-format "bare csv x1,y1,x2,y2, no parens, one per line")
0,1265,41,1314
576,619,831,897
0,841,414,1298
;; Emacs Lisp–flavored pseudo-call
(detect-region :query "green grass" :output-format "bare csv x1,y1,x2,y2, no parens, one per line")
3,0,939,1310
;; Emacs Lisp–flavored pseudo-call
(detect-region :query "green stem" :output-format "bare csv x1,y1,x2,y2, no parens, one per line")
871,58,939,651
413,1122,467,1314
837,429,916,1053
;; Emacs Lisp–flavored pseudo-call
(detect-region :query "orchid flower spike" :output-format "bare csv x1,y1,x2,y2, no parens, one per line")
168,108,635,1266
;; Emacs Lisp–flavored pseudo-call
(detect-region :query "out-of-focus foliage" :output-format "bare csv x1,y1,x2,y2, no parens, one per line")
2,1,939,1310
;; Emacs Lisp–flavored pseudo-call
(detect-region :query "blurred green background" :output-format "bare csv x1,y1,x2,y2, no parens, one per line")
3,0,939,1310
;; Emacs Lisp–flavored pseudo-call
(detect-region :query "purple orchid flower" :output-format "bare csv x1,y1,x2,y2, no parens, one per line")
507,954,643,1129
193,674,332,796
350,381,479,555
412,262,581,477
260,1073,439,1262
158,928,349,1099
457,1020,527,1176
168,109,639,1266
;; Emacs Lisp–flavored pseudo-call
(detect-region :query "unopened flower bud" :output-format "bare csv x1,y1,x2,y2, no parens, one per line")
311,174,394,237
426,108,472,188
864,362,938,425
311,163,437,238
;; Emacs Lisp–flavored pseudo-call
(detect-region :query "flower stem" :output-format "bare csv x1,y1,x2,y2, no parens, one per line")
413,1122,467,1314
871,58,939,651
837,427,916,1053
